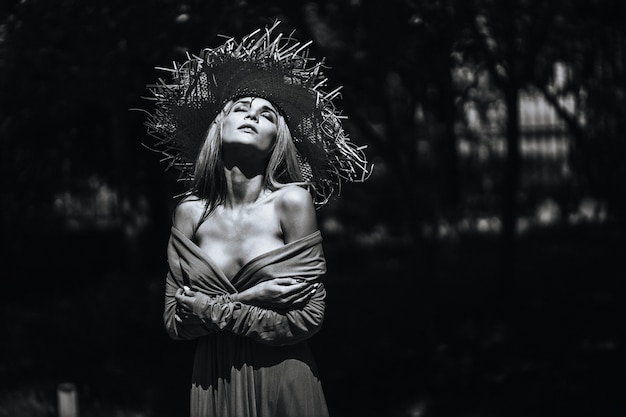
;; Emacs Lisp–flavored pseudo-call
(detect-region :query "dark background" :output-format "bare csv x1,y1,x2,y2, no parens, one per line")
1,1,624,416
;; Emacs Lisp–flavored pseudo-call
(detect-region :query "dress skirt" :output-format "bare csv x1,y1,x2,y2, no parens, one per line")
190,332,328,417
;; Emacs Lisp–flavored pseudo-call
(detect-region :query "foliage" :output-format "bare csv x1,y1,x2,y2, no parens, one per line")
2,0,625,238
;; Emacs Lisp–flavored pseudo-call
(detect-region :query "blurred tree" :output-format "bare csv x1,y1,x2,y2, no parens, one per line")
529,0,626,224
450,0,555,286
2,0,624,272
296,0,471,271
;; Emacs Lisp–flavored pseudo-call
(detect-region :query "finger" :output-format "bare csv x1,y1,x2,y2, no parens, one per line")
176,287,193,298
183,286,197,296
285,283,318,303
271,277,299,286
278,282,310,297
175,314,182,322
294,281,318,294
292,288,316,305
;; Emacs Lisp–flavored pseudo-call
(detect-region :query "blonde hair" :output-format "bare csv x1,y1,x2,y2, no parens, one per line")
186,99,305,229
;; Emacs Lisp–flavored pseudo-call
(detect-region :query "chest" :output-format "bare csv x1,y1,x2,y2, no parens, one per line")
194,203,283,279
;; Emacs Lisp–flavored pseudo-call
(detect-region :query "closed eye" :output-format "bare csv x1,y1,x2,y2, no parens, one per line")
262,111,276,122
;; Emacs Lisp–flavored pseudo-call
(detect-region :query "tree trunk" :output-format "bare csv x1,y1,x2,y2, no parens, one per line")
501,82,520,296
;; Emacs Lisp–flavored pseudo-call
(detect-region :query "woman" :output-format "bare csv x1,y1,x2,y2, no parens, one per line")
143,21,370,417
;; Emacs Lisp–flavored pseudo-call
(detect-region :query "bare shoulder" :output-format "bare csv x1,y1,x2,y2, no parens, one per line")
173,196,204,239
275,184,315,211
275,185,318,242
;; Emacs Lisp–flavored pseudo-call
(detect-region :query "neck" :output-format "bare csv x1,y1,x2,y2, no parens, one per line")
221,142,271,207
223,166,267,208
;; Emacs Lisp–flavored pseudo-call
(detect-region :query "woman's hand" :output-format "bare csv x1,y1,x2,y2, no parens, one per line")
174,286,210,322
233,278,319,309
174,279,318,321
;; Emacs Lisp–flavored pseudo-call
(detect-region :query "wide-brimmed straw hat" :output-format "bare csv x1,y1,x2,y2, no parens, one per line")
141,20,370,206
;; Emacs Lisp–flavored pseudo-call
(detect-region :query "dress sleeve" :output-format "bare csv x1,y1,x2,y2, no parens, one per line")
192,284,326,346
164,271,213,340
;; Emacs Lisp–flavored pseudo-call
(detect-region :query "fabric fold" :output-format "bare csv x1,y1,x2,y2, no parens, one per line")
163,226,329,416
164,226,326,345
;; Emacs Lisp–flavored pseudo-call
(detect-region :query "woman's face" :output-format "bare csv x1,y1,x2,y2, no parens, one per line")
221,97,279,154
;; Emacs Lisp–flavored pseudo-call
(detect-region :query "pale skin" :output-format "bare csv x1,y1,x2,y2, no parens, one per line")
174,97,319,319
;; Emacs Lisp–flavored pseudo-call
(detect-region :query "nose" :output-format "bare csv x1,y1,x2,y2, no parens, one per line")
244,108,258,122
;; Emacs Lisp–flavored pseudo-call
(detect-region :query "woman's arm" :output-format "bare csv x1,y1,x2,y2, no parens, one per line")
172,196,202,239
277,184,319,243
163,198,212,340
176,283,326,346
232,277,318,307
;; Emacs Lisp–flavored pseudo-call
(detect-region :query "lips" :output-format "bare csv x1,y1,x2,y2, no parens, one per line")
238,123,258,134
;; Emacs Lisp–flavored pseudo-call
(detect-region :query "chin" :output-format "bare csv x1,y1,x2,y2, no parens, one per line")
222,139,273,155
